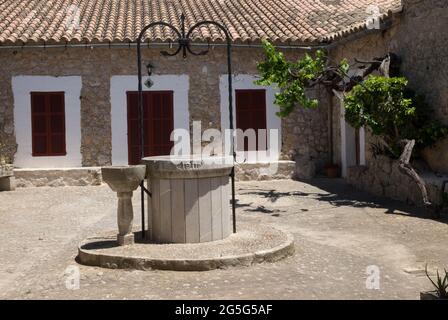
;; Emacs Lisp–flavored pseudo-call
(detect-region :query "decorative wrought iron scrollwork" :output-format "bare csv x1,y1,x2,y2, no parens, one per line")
136,13,237,238
145,14,230,59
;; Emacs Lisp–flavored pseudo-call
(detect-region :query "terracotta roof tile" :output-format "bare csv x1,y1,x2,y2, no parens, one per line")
0,0,401,45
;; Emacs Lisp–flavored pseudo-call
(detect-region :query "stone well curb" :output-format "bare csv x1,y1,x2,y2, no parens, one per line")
77,231,295,271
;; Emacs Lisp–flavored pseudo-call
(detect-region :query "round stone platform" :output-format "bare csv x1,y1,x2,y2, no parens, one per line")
77,222,294,271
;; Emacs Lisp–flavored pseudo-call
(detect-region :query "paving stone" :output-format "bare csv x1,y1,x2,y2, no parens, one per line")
0,179,447,299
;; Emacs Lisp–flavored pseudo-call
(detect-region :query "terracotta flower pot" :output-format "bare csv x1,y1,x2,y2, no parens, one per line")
325,164,340,178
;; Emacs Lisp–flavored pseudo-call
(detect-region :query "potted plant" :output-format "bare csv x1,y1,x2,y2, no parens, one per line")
421,265,448,300
324,163,340,178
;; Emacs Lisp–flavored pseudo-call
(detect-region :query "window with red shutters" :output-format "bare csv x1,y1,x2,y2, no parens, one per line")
235,89,267,151
31,92,66,156
126,91,174,165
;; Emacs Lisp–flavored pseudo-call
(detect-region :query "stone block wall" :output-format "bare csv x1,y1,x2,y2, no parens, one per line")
14,168,102,187
11,161,294,188
347,155,447,207
282,86,330,172
2,0,443,187
391,0,448,174
332,0,448,205
330,0,448,172
235,161,295,181
394,0,448,124
346,155,422,205
0,46,330,171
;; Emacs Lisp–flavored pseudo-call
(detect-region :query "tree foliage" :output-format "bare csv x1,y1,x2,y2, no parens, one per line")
256,41,337,116
256,41,448,157
344,76,448,158
256,41,448,211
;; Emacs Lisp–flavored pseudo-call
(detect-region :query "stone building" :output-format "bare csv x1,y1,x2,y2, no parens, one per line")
0,0,446,203
330,0,448,206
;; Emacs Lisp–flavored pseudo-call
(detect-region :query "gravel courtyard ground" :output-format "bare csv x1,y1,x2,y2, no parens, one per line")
1,178,447,300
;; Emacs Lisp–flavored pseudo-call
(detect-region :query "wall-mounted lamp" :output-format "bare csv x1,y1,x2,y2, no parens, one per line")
144,62,154,88
146,62,154,76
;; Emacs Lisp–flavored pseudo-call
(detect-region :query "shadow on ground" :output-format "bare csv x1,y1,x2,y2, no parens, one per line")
240,178,448,224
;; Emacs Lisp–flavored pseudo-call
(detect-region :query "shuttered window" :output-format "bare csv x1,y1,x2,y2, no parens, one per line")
235,89,267,151
31,92,66,156
126,91,174,165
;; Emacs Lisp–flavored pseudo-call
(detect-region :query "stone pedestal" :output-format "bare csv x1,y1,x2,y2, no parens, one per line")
116,191,134,245
101,165,146,246
142,156,233,244
117,233,135,246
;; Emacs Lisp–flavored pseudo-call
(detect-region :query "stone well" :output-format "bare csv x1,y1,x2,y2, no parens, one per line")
78,156,295,271
142,155,233,243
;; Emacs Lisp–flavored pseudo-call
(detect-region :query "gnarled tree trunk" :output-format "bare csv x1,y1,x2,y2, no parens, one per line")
397,139,438,216
377,137,436,215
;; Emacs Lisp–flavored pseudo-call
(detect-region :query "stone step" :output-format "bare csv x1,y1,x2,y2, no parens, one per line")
13,161,296,187
14,167,102,187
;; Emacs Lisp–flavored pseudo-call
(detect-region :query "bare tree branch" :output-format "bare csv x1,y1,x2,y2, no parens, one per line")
337,56,432,211
286,51,432,211
397,139,431,207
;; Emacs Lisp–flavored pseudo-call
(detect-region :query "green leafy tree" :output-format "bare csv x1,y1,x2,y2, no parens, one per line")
256,41,447,211
255,41,348,116
344,76,448,158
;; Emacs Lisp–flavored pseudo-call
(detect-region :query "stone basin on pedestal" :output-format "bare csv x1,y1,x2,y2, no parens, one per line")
101,165,146,246
142,155,233,243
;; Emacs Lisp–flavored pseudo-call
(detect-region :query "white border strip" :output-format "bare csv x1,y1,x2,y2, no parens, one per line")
219,74,281,162
110,75,189,165
12,76,82,168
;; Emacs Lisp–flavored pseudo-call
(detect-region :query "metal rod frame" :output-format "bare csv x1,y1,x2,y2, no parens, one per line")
136,14,236,238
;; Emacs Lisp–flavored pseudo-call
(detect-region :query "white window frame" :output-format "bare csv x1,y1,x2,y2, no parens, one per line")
335,90,366,177
12,76,82,168
219,74,282,162
110,75,189,165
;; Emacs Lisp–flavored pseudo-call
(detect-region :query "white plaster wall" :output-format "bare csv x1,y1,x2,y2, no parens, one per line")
345,122,357,168
219,74,282,162
336,92,366,177
110,75,189,165
11,76,82,168
339,101,347,177
359,127,366,166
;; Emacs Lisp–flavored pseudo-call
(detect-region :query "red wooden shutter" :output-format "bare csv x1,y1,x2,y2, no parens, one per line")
235,89,267,151
31,92,66,156
148,91,174,156
127,92,143,165
127,91,174,165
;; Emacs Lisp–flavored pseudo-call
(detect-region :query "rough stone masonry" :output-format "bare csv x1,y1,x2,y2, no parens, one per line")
0,46,330,170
